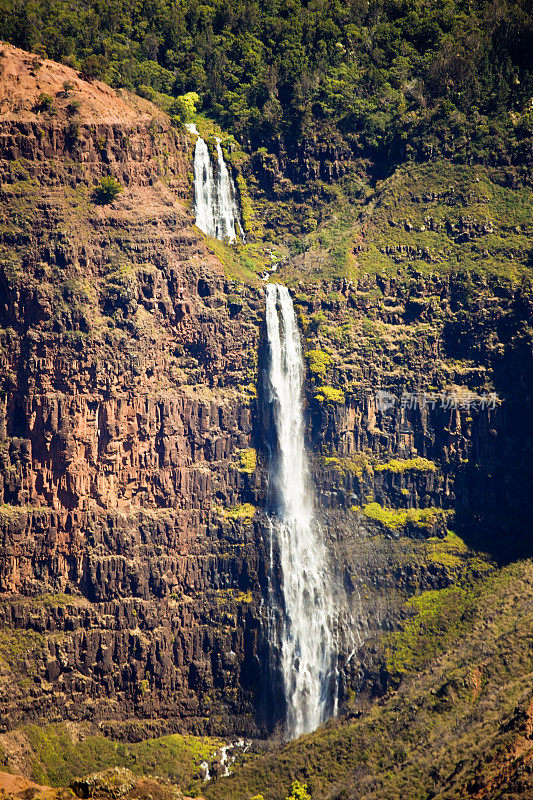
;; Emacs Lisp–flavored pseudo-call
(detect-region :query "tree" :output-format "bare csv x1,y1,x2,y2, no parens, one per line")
172,91,200,122
79,55,108,82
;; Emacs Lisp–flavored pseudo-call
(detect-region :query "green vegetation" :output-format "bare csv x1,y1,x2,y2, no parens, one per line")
314,386,345,404
423,530,492,573
204,562,532,800
93,176,124,205
356,161,533,282
173,91,200,122
1,0,530,184
285,782,311,800
321,454,372,480
360,502,445,533
238,448,257,474
205,237,283,284
24,725,222,792
219,503,256,522
235,174,256,236
213,588,254,605
306,349,331,379
79,53,107,81
374,457,436,474
0,628,44,669
33,92,54,112
383,586,475,675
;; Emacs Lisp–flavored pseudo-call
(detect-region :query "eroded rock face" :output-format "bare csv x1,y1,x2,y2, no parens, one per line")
288,273,533,701
0,46,272,736
0,44,531,741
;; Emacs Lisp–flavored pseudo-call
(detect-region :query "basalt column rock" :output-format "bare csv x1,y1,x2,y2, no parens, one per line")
0,45,271,737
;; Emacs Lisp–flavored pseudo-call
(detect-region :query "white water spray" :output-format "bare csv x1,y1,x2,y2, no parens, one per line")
187,124,243,242
265,283,337,739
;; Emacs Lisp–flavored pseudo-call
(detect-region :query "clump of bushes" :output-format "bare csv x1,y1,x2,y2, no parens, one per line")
66,100,81,117
306,348,331,378
238,448,257,474
375,457,437,474
172,91,199,122
93,176,123,205
307,312,326,335
79,54,108,81
33,92,54,113
221,503,256,522
314,386,345,404
360,502,445,533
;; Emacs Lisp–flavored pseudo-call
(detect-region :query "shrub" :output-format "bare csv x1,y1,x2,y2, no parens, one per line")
314,386,345,404
221,503,256,522
375,457,437,474
79,54,108,81
34,92,54,112
66,100,81,117
172,91,200,122
306,348,331,378
93,177,123,205
66,121,80,149
307,312,326,335
286,781,311,800
362,317,374,336
361,502,444,532
238,448,257,474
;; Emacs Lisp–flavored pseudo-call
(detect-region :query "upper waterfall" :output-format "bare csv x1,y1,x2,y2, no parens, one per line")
186,123,243,243
265,283,337,739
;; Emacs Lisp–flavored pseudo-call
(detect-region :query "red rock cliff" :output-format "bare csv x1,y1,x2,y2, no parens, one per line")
0,43,268,736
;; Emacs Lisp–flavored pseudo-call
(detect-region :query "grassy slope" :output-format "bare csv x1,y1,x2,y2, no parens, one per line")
205,561,533,800
0,726,222,794
272,159,533,287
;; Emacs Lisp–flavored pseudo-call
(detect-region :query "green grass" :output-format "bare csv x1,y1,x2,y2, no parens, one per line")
25,725,223,792
374,457,436,474
383,586,475,676
423,530,469,569
0,629,45,669
206,237,283,284
359,502,446,533
356,161,533,283
204,561,532,800
270,159,532,287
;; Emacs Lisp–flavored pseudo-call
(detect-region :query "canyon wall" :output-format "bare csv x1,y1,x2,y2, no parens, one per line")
0,45,270,737
0,43,531,741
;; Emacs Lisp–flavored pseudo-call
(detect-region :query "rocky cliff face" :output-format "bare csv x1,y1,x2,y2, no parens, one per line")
0,44,270,737
0,42,531,752
293,270,533,699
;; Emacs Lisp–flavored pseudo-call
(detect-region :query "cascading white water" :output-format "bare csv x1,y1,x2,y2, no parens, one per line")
214,140,239,242
186,123,242,242
192,134,217,238
265,283,337,739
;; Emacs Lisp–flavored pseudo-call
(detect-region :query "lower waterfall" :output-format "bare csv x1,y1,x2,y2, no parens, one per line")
265,283,337,739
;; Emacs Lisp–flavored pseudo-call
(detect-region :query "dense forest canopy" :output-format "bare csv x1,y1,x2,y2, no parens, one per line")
1,0,532,170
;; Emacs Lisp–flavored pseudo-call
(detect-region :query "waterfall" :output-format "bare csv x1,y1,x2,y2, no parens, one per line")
186,123,243,242
265,283,337,739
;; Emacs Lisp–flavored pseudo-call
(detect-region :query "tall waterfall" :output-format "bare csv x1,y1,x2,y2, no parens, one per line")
265,283,337,739
186,123,242,242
